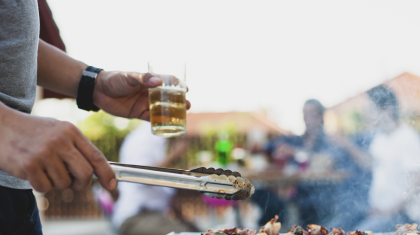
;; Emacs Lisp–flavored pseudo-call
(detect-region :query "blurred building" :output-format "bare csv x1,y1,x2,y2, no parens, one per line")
325,72,420,134
175,111,287,168
186,111,286,137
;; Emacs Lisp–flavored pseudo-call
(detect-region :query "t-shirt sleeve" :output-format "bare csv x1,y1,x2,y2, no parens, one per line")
400,128,420,172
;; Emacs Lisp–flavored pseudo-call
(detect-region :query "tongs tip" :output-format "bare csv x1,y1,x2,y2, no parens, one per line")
189,167,242,177
203,174,255,201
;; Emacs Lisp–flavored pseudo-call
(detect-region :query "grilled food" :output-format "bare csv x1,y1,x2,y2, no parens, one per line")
285,225,370,235
346,231,368,235
307,225,328,235
329,228,345,235
395,224,420,235
258,215,281,235
204,216,280,235
285,224,327,235
204,220,419,235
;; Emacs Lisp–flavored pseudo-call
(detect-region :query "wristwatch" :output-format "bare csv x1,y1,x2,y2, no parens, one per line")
76,66,103,112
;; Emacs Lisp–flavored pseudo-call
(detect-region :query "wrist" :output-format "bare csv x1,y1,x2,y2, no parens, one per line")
92,70,106,107
77,66,103,112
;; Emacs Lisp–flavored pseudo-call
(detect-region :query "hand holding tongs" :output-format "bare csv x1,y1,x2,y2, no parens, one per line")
107,162,255,200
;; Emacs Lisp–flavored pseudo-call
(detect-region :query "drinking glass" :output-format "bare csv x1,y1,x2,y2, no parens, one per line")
148,58,187,137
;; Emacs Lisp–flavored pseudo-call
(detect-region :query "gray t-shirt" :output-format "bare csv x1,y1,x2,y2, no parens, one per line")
0,0,39,189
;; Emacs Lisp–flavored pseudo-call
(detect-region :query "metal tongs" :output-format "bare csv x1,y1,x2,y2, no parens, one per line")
108,162,255,200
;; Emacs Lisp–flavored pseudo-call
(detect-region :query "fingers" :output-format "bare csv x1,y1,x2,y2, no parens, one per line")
186,100,191,110
22,139,71,191
125,72,191,111
71,130,116,190
25,162,52,193
125,72,162,88
62,149,94,191
44,155,72,189
126,72,187,89
138,110,150,121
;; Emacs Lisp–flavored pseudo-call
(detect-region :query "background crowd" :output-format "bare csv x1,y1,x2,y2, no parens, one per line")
74,84,420,235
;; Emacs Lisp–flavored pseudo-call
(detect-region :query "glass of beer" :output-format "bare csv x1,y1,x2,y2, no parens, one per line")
148,58,187,137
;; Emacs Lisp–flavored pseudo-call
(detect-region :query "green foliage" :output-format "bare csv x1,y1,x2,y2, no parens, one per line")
338,110,366,134
181,122,245,168
349,111,365,132
77,111,141,162
76,112,247,168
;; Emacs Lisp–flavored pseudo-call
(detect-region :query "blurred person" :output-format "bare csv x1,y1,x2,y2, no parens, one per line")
247,128,287,227
112,122,198,235
267,100,331,169
325,128,374,231
351,85,420,232
265,99,339,226
246,128,269,171
0,1,191,234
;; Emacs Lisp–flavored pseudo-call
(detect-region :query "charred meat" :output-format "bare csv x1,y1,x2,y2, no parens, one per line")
204,216,280,235
346,231,366,235
307,224,328,235
329,228,346,235
395,224,420,235
258,215,281,235
287,225,308,235
205,228,258,235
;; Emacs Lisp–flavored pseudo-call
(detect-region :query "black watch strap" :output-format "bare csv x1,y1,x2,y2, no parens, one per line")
76,66,103,112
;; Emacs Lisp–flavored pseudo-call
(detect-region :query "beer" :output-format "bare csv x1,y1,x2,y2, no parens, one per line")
149,87,186,137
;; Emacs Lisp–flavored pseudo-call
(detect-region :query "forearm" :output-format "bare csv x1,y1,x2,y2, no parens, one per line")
37,40,88,97
342,142,373,170
0,101,20,125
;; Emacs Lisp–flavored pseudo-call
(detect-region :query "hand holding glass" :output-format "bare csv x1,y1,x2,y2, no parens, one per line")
148,59,187,137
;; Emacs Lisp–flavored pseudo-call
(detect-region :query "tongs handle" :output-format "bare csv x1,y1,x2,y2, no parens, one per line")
108,161,189,175
109,162,239,194
108,161,241,178
105,162,254,200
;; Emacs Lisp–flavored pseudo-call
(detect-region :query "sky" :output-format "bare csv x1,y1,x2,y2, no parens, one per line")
46,0,420,134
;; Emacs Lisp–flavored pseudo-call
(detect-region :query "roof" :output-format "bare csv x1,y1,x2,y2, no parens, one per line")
329,72,420,115
185,111,286,137
385,72,420,115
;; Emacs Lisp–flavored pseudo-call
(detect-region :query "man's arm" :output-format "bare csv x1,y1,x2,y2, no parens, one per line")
4,39,190,193
330,134,373,171
37,39,86,97
0,101,116,192
37,40,190,120
0,40,164,193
